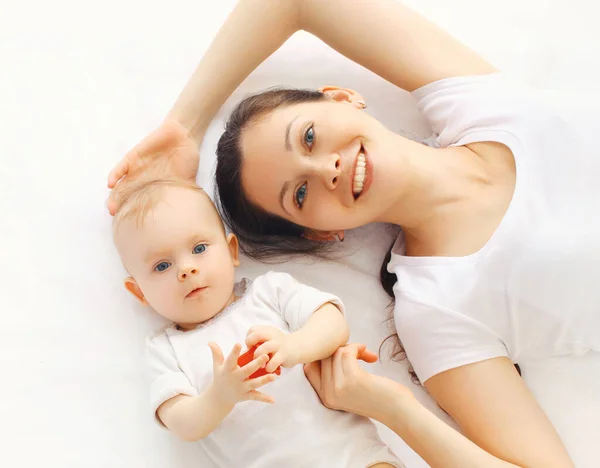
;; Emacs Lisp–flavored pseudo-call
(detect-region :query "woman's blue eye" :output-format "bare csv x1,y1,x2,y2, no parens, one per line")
304,125,315,148
295,183,307,208
193,244,207,254
154,262,171,272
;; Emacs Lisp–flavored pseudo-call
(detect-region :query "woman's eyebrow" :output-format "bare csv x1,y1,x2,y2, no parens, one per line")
284,115,300,151
279,181,291,215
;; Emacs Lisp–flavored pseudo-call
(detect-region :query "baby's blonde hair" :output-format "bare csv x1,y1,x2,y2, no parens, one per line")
112,177,223,233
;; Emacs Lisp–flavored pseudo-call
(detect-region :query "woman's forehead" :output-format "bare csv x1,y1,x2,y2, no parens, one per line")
242,100,329,149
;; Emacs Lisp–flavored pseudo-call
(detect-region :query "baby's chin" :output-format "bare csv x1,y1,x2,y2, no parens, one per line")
167,295,235,329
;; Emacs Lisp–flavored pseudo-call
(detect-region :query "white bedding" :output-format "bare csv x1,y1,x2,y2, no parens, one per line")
1,0,599,466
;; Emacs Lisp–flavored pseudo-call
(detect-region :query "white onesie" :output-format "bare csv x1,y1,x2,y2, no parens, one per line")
147,271,403,468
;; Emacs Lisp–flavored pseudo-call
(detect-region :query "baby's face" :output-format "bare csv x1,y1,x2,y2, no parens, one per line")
116,187,240,326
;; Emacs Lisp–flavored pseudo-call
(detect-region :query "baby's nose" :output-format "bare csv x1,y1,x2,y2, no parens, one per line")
178,267,198,281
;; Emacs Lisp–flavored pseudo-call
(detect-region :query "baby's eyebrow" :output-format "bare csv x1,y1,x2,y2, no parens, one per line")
144,249,169,264
143,235,211,263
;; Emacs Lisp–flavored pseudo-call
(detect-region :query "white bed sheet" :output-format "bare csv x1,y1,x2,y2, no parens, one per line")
1,0,599,466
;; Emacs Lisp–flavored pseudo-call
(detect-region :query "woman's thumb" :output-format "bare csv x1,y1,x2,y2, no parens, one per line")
353,344,378,363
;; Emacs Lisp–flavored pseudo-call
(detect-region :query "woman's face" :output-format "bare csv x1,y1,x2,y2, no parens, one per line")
240,97,404,234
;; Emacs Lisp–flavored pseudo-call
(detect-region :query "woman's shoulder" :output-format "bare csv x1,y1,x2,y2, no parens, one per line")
413,73,564,150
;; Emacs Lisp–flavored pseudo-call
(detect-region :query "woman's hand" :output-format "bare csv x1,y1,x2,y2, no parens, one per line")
304,343,414,421
106,119,200,215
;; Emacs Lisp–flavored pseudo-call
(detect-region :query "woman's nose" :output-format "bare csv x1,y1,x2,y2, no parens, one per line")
178,265,198,281
320,153,341,190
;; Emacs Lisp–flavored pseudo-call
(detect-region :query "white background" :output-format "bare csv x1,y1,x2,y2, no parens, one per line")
1,0,599,467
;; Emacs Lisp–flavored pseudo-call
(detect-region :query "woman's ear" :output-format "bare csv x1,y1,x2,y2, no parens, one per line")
304,230,345,242
124,277,149,306
318,85,366,109
227,233,241,266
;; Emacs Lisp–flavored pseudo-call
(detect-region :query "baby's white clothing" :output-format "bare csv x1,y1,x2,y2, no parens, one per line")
388,73,600,382
147,271,403,468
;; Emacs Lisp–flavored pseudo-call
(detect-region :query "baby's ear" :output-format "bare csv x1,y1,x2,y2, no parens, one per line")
227,233,241,267
124,277,149,306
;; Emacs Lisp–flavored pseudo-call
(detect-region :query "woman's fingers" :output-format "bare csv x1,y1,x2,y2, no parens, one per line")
333,347,347,383
320,353,334,383
107,155,132,188
340,345,364,376
303,361,322,393
356,344,378,363
239,354,269,379
337,343,376,377
107,182,129,216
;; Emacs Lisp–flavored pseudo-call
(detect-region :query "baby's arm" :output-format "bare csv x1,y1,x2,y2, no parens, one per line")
157,389,233,442
247,302,349,373
157,343,274,442
247,272,351,372
288,302,349,364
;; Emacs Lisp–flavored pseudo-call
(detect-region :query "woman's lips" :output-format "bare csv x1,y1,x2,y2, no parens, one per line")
352,145,373,201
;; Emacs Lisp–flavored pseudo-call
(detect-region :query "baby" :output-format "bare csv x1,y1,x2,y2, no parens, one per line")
112,178,403,468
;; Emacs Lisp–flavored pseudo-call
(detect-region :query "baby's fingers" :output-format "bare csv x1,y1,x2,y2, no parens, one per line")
245,373,276,391
208,342,224,368
265,352,283,374
254,340,278,359
242,390,274,404
224,343,242,371
239,354,269,380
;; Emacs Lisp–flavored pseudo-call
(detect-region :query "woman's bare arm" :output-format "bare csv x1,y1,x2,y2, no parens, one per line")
425,357,574,467
169,0,495,143
108,0,495,209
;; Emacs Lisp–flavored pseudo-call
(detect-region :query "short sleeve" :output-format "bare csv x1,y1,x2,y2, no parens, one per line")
254,272,345,332
412,73,552,148
146,331,198,420
394,295,508,383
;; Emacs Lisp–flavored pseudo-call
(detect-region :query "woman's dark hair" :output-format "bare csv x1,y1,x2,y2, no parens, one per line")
215,87,415,379
379,243,418,382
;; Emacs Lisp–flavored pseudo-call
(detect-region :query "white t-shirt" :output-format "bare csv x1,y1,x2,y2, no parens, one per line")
147,271,403,468
388,73,600,383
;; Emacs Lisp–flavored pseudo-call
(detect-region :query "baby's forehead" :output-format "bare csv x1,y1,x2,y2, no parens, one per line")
115,187,224,242
128,203,223,238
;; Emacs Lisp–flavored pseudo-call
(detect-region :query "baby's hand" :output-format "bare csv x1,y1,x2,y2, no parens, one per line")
208,342,276,408
246,325,299,373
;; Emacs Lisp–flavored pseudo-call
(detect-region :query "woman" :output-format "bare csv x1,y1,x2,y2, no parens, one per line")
108,1,598,466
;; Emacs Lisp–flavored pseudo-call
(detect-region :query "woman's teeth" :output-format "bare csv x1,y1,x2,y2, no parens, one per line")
353,153,366,196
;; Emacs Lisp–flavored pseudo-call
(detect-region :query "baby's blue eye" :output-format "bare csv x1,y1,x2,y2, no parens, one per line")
304,125,315,148
295,183,307,209
154,262,171,272
193,244,207,254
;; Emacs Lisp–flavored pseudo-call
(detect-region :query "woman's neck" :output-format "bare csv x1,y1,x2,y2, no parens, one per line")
380,140,493,245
